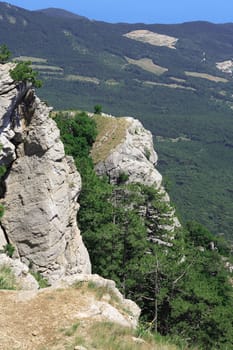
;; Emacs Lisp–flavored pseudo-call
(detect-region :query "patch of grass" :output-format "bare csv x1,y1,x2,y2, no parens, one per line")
184,71,228,82
63,335,86,350
125,57,168,75
88,321,180,350
105,79,120,86
3,243,15,257
0,265,17,290
72,280,85,289
14,56,48,63
91,115,129,164
62,322,80,337
143,81,196,91
32,64,63,72
87,281,120,304
30,271,49,289
117,171,129,184
64,74,100,84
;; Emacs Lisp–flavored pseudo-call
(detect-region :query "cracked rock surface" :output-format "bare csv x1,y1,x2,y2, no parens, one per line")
94,116,163,187
0,63,91,283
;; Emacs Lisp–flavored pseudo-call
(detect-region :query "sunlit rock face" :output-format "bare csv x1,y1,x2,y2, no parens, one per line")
0,63,91,283
94,116,162,187
93,114,180,234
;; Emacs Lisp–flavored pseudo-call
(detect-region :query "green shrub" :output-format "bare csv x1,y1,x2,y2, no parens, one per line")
62,322,80,337
144,147,151,160
0,204,4,220
94,104,102,114
3,243,15,258
10,61,42,88
30,271,49,288
117,171,129,184
0,44,11,64
0,265,17,290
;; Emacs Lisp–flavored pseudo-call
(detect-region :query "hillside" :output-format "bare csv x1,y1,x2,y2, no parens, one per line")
0,61,233,349
0,2,233,239
0,2,232,239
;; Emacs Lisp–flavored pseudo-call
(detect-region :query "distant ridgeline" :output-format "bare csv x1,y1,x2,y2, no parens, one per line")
0,2,233,239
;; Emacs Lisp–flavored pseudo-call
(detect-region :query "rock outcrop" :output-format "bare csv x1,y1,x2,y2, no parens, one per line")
94,115,163,187
53,273,141,328
92,113,180,236
0,253,39,290
0,63,91,283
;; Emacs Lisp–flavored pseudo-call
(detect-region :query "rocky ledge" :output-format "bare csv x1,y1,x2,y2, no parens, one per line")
92,113,180,234
93,115,163,187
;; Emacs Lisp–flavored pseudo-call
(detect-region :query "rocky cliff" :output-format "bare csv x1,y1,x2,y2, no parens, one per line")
0,63,178,280
92,114,163,187
91,113,180,236
0,63,91,283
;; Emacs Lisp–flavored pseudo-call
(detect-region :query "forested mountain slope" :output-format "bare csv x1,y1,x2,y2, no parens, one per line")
0,58,232,349
55,110,233,350
0,2,233,239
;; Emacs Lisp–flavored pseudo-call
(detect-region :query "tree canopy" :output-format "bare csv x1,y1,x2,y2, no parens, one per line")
10,61,42,88
0,44,11,64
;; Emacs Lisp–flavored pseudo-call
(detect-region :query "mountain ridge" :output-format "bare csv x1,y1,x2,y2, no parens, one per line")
35,7,88,20
1,1,233,239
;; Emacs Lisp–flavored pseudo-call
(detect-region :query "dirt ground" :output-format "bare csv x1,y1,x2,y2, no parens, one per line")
0,287,93,350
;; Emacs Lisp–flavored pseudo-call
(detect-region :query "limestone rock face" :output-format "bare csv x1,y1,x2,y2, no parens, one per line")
93,114,180,233
0,63,91,283
94,116,162,187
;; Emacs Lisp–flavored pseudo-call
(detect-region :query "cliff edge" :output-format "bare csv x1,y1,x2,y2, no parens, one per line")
91,113,180,234
0,63,91,283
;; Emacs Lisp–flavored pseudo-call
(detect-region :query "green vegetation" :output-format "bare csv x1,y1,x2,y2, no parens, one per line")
117,171,129,184
87,281,120,303
3,4,233,238
54,111,97,172
61,322,80,337
56,112,233,350
30,271,49,288
2,9,231,239
88,321,178,350
0,44,11,63
10,61,42,88
0,265,17,290
94,104,102,114
3,243,15,258
0,43,42,90
0,7,232,348
0,204,4,220
60,320,181,350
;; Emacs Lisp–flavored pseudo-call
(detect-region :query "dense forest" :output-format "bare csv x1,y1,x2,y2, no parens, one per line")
55,111,233,350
